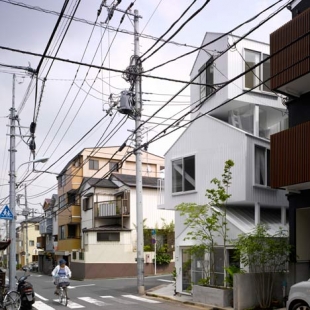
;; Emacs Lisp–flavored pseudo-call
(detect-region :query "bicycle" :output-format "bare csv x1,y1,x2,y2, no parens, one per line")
54,276,70,306
0,285,21,310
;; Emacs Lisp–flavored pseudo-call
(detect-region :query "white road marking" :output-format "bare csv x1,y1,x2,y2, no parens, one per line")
157,279,174,283
53,299,85,308
34,293,49,301
100,296,137,304
78,297,110,306
68,284,96,289
122,295,161,303
33,301,55,310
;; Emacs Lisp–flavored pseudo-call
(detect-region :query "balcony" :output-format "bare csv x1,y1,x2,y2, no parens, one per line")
270,121,310,190
39,218,53,235
95,199,130,218
270,8,310,96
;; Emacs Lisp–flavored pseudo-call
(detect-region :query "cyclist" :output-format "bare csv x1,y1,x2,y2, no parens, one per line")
51,259,71,296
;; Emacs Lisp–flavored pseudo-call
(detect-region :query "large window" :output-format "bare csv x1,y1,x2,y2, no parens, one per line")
89,159,99,170
199,57,214,102
172,155,195,193
68,225,76,238
244,49,271,92
97,232,120,242
255,145,270,186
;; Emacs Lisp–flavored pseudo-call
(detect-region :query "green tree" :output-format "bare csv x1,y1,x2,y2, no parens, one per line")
176,160,234,287
234,224,291,308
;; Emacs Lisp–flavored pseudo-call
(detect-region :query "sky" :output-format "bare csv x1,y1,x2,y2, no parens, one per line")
0,0,292,226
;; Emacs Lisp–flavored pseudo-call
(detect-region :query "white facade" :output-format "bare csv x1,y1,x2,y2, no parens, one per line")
160,33,289,293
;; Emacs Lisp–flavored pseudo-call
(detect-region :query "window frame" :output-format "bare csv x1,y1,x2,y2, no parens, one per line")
243,49,271,94
109,161,119,172
199,57,215,102
97,232,120,242
172,155,196,194
59,225,65,240
254,144,270,187
89,159,99,170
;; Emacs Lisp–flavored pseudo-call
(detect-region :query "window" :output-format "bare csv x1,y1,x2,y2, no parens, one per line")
29,240,34,247
109,161,119,172
199,57,214,101
67,192,76,205
58,174,66,188
97,232,120,242
68,225,76,238
60,226,65,240
35,225,39,231
244,49,271,92
82,195,92,211
172,156,195,193
79,252,84,260
72,252,76,260
89,159,99,170
59,195,66,209
255,145,270,186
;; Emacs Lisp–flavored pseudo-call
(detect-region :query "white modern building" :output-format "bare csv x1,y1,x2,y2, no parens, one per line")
158,32,289,293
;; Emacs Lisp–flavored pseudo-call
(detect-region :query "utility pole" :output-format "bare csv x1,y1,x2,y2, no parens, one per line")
133,9,144,295
8,74,17,290
22,185,30,267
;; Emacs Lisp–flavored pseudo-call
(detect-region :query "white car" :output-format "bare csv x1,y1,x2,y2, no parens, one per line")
287,280,310,310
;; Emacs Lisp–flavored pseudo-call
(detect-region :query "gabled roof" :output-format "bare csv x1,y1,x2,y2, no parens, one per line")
110,173,159,189
82,224,131,232
81,177,118,189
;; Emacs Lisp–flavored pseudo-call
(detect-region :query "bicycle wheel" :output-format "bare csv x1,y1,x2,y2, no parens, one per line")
59,287,67,306
3,290,21,310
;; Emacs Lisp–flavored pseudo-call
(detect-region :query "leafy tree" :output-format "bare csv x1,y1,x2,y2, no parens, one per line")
234,224,291,308
176,160,234,287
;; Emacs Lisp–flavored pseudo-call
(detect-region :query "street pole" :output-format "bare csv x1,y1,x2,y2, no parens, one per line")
9,74,17,290
134,9,144,295
24,185,29,267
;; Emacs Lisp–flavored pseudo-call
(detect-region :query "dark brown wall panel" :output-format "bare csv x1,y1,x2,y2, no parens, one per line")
271,121,310,188
270,8,310,90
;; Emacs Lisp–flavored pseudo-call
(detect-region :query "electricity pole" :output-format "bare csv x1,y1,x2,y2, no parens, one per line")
22,185,30,267
134,9,144,295
8,74,17,290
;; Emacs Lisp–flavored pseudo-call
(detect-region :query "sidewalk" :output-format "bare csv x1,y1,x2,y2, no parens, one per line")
146,283,287,310
146,283,214,309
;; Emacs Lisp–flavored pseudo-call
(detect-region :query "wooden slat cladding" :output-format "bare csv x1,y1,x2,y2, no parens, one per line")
271,121,310,188
270,8,310,90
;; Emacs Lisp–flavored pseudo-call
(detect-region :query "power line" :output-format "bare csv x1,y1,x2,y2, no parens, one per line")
143,0,290,73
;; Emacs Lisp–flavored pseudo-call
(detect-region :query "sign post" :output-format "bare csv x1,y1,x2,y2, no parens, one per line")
0,205,14,220
151,229,156,275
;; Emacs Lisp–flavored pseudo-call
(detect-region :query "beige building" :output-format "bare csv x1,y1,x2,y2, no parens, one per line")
54,146,174,279
17,217,41,267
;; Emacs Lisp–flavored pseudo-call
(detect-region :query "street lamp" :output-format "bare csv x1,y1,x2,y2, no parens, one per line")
9,157,49,290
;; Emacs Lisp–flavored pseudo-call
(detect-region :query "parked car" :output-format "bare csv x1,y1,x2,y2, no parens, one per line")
29,261,38,272
287,279,310,310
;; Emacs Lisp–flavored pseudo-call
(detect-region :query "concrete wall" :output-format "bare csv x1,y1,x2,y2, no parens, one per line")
234,273,287,310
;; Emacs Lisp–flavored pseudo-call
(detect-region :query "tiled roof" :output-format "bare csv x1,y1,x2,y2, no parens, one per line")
82,178,118,189
111,173,159,188
82,224,131,232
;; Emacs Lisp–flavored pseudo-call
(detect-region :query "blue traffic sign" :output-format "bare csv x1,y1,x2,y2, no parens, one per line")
0,205,13,220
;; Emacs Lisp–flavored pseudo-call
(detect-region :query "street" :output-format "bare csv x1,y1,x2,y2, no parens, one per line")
20,271,198,310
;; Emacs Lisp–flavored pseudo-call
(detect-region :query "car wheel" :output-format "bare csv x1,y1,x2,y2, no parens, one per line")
292,302,310,310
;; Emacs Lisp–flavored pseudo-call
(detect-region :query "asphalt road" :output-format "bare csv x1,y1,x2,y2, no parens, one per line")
16,271,197,310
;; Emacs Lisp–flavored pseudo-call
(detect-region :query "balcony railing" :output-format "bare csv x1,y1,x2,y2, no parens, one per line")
95,199,130,217
270,121,310,189
270,8,310,96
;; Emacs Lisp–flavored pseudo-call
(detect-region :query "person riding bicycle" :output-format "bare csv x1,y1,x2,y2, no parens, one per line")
52,259,71,296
